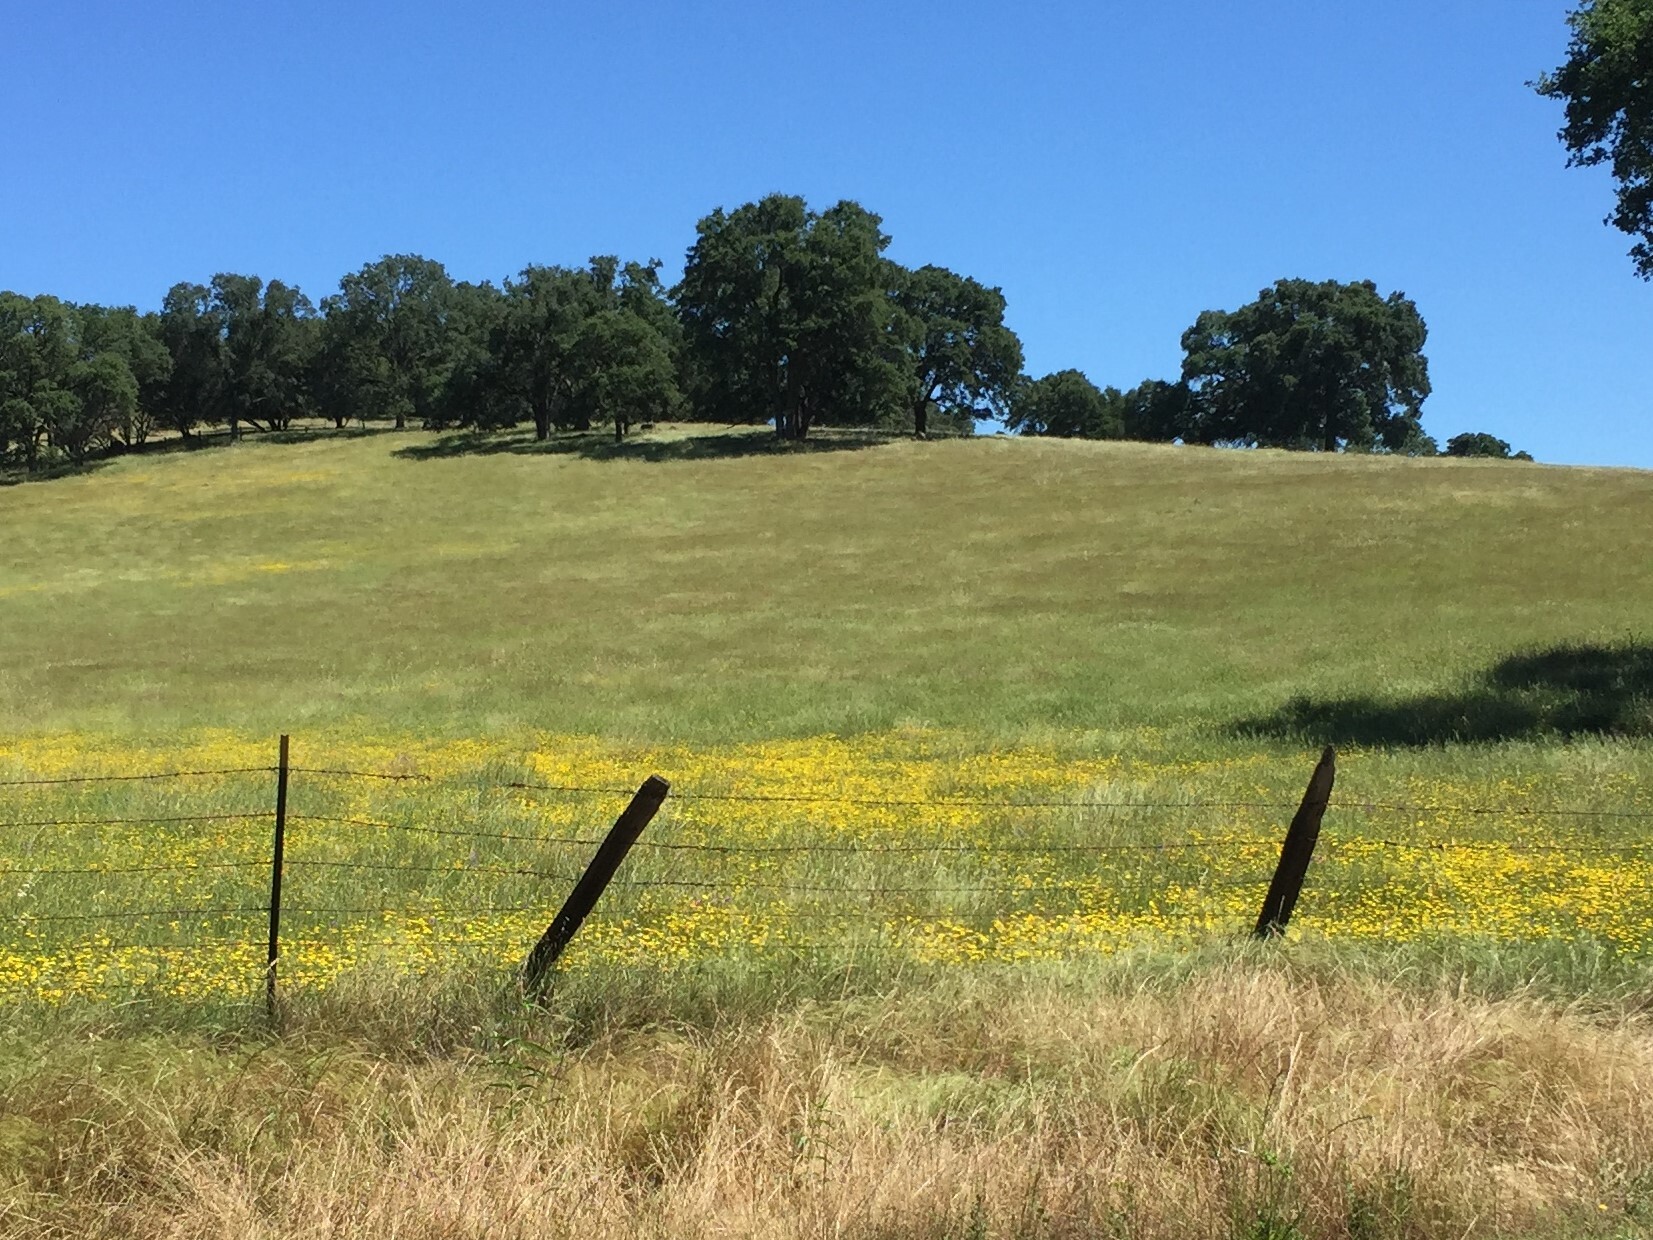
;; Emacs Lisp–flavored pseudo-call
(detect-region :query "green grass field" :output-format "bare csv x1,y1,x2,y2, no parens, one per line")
3,426,1652,1238
5,424,1650,744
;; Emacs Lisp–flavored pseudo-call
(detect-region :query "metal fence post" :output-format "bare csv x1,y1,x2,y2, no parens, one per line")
266,734,289,1021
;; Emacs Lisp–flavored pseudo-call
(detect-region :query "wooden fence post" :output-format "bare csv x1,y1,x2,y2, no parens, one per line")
522,775,670,993
1253,745,1335,939
266,734,290,1021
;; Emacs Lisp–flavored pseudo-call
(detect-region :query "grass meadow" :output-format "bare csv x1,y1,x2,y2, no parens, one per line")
3,426,1653,1237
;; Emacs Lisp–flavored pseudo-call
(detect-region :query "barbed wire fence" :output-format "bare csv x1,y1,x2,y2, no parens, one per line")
3,737,1652,1019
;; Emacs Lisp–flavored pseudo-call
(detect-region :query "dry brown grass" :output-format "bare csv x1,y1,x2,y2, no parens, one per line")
2,959,1650,1238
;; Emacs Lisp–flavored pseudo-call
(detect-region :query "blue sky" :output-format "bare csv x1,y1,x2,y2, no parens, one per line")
2,1,1648,467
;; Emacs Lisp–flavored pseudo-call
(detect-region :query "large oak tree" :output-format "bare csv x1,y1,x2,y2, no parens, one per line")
1179,279,1431,452
892,265,1023,438
676,194,902,440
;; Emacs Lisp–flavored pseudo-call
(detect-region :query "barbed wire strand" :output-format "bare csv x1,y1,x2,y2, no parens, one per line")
288,813,1652,859
1,861,266,876
7,937,263,951
0,813,271,831
276,858,1271,896
506,781,1294,810
15,906,266,923
285,767,433,783
0,768,273,787
286,814,1282,854
1334,802,1653,820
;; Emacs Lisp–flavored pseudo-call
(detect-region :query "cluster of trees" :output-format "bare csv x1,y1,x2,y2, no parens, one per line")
1,195,1027,467
5,194,1528,469
1,257,695,465
1005,279,1526,460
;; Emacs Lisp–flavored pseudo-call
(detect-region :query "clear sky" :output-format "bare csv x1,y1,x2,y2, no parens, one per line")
2,1,1648,467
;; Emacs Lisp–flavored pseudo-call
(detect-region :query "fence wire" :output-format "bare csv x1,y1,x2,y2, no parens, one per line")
3,753,1651,999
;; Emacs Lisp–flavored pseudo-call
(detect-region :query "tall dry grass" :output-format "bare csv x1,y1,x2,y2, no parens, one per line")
2,957,1650,1238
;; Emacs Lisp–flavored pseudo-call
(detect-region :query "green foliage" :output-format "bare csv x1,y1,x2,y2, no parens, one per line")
325,255,456,429
490,258,681,440
1119,378,1194,442
891,265,1023,437
156,282,225,437
1536,0,1653,278
676,193,905,440
0,293,153,467
1445,431,1533,460
77,305,170,446
1005,369,1123,438
211,274,317,433
1180,278,1431,451
60,353,139,462
569,310,681,440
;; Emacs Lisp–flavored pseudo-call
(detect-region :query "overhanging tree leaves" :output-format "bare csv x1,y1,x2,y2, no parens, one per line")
892,265,1023,437
1179,279,1431,451
1536,0,1653,278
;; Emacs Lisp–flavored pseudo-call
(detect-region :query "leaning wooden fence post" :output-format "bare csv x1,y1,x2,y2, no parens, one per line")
522,775,670,994
1253,745,1336,939
265,734,290,1021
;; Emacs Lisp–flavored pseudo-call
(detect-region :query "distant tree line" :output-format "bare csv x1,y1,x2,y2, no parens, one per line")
2,194,1525,470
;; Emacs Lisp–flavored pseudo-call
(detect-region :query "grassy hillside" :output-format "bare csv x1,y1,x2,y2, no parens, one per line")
5,428,1653,1239
2,424,1650,744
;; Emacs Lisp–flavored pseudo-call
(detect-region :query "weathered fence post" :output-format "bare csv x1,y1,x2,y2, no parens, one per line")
1253,745,1335,939
522,775,670,993
266,734,290,1021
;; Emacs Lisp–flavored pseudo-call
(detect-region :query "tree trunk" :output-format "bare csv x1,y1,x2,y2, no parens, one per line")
533,405,551,441
614,417,626,443
913,400,929,439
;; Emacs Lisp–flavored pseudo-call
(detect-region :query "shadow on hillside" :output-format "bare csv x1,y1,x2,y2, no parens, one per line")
1234,641,1653,746
0,458,117,487
0,424,410,486
393,427,901,464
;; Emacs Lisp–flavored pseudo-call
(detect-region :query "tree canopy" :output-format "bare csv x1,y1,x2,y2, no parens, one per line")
675,194,906,440
1004,370,1122,439
1445,432,1534,461
1179,279,1432,452
1536,0,1653,278
892,265,1023,438
4,191,1506,472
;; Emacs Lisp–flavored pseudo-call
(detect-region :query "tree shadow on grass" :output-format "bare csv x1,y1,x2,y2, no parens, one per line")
392,426,902,464
0,424,407,487
1234,641,1653,746
0,458,117,487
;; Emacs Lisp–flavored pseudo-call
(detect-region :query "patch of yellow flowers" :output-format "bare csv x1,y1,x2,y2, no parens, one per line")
0,731,1649,1001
